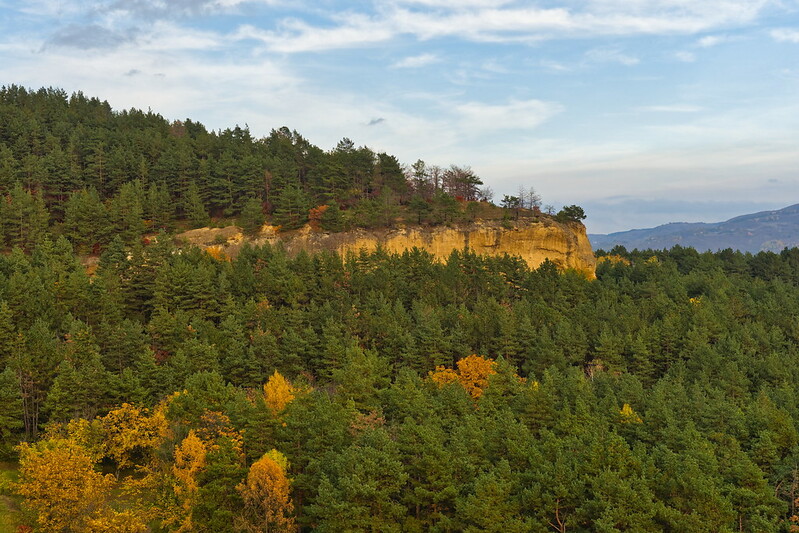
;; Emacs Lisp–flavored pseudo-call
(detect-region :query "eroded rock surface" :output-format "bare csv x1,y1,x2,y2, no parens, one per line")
178,218,596,278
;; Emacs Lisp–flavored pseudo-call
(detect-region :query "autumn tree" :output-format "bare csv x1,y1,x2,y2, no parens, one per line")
169,430,208,532
99,402,167,473
237,449,296,532
17,437,116,532
263,371,296,414
429,354,497,399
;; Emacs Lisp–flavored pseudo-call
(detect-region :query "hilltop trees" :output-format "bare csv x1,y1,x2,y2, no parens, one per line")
556,204,586,222
0,85,529,248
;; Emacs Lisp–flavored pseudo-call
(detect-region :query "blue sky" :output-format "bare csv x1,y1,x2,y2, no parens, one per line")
1,0,798,233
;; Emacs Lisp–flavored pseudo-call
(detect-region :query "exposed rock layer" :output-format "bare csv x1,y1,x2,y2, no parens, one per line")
178,218,596,277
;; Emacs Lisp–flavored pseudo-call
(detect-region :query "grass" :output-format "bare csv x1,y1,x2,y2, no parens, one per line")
0,462,21,533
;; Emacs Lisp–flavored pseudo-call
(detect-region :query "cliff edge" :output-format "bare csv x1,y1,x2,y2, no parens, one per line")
178,218,596,278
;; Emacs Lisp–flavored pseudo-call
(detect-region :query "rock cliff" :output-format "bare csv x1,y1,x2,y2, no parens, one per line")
178,218,596,277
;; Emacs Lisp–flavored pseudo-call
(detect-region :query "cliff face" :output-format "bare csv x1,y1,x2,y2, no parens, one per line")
179,218,596,277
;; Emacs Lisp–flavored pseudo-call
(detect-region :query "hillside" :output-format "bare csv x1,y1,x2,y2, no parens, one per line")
0,85,588,258
589,203,799,253
12,84,799,532
7,229,799,531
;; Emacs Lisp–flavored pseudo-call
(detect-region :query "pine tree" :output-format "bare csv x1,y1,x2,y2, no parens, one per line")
0,367,23,458
184,180,209,228
109,180,146,243
272,185,310,230
239,196,265,235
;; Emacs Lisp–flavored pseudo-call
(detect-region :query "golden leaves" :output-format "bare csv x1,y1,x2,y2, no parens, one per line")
429,366,459,387
84,509,149,532
172,430,207,497
17,438,116,532
169,430,208,532
619,403,643,424
429,354,497,399
263,371,296,414
205,245,230,262
237,449,295,532
99,403,166,471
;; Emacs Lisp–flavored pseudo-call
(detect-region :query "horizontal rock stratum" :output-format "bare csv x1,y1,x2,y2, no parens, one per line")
178,218,597,278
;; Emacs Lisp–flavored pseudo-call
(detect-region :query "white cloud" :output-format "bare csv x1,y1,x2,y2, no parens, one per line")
584,47,639,66
392,53,440,68
697,35,726,47
392,0,516,6
137,22,222,51
540,59,571,71
771,28,799,43
455,99,563,131
12,0,87,18
104,0,286,19
225,1,774,53
234,14,395,53
674,50,696,62
638,104,703,112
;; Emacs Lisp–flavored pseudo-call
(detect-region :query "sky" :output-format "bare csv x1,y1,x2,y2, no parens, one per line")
1,0,798,233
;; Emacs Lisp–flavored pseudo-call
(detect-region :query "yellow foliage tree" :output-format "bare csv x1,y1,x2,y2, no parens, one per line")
100,403,167,472
56,418,105,461
169,430,208,532
196,410,245,457
619,403,643,424
17,438,116,532
237,449,295,532
429,354,497,399
428,366,459,387
205,245,229,262
263,371,296,414
456,354,497,399
84,509,149,532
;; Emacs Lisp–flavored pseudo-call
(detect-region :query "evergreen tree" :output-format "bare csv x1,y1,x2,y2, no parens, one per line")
238,196,265,235
272,185,310,230
185,180,210,228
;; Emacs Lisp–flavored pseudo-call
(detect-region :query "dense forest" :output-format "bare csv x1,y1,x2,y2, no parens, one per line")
3,85,799,532
1,235,799,531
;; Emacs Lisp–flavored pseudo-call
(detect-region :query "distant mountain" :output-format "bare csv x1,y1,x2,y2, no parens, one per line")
589,204,799,253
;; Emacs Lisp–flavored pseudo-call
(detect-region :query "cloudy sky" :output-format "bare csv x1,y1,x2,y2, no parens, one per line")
1,0,798,233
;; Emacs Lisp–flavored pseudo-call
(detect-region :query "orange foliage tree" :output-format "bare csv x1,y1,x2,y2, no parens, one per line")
429,354,497,398
237,449,295,532
205,245,229,262
308,204,329,231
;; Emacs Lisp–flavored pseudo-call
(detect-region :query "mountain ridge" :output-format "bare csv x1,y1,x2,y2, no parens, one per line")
589,203,799,253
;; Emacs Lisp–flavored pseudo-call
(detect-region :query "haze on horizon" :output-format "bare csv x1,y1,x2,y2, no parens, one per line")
1,0,798,233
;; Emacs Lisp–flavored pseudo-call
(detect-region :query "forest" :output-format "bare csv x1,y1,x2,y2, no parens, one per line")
3,85,799,531
2,237,799,531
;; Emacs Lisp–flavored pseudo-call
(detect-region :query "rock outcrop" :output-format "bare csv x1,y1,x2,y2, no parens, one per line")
178,218,596,277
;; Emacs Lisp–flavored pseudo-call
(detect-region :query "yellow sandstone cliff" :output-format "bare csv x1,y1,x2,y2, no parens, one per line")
178,218,596,278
